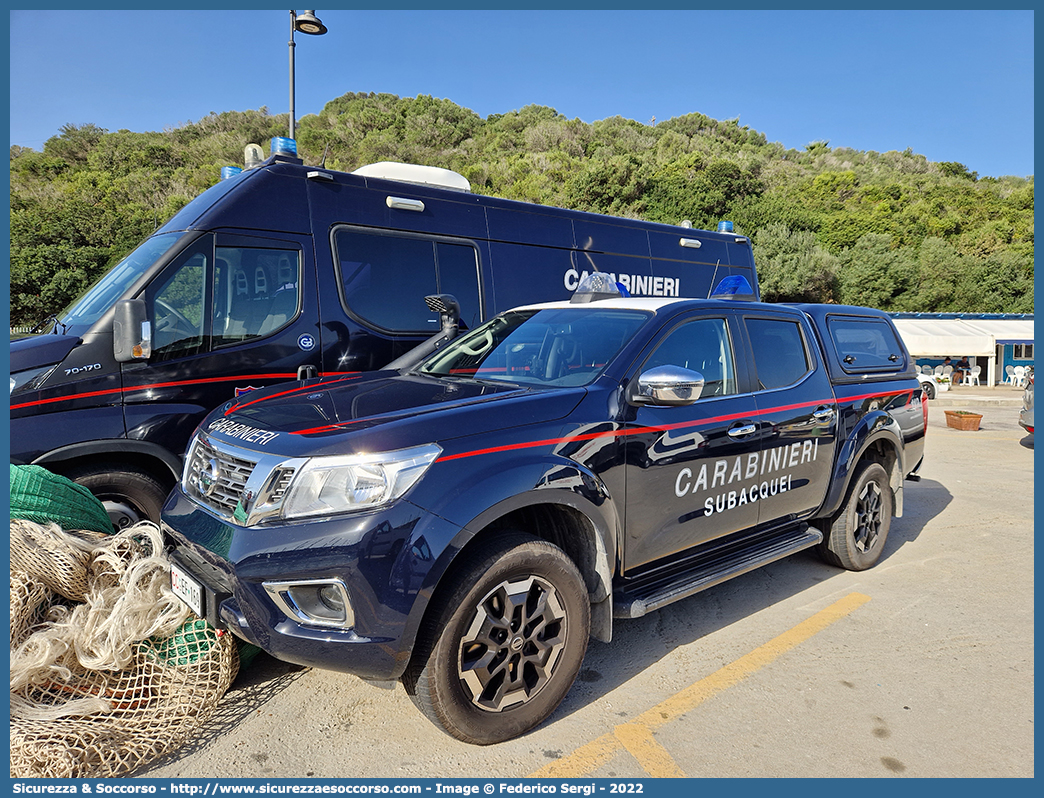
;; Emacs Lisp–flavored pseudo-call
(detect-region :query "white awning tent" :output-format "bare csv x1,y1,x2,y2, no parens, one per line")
891,319,996,357
961,318,1034,346
891,317,1034,385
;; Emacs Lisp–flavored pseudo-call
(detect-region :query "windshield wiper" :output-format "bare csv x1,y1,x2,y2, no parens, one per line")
30,314,68,335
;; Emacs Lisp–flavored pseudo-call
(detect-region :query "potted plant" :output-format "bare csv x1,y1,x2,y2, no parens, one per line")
944,410,982,431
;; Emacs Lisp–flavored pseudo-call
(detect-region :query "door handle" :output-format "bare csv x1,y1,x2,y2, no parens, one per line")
812,407,835,422
727,423,757,438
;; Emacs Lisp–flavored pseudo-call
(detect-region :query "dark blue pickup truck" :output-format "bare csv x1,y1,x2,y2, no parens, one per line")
163,275,926,744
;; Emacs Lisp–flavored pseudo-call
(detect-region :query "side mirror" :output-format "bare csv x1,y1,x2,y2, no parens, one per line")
113,299,152,362
631,365,705,406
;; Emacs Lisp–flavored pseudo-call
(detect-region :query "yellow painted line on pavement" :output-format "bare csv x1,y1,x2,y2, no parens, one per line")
613,723,687,778
529,592,871,778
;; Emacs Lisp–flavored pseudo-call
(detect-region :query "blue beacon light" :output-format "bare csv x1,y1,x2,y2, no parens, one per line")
271,137,298,157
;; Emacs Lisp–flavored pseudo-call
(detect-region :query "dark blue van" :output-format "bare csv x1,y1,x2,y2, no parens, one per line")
10,141,761,527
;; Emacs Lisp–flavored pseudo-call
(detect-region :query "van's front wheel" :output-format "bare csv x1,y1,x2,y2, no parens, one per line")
403,532,590,745
64,462,170,529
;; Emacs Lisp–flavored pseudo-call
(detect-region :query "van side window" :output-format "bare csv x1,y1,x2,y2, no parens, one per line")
643,318,738,398
827,316,906,373
213,247,300,346
334,228,481,333
147,244,208,361
145,240,301,362
746,317,811,390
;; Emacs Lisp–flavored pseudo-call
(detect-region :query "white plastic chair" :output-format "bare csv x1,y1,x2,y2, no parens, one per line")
1005,365,1016,385
922,365,934,375
934,365,945,376
1014,365,1027,387
965,365,981,386
942,365,953,377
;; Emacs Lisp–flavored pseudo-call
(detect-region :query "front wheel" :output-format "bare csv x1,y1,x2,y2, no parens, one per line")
64,462,171,529
402,532,590,745
818,461,892,571
922,381,936,400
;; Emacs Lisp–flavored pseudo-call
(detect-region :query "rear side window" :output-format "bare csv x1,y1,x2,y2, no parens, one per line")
828,316,906,373
746,317,811,390
334,228,481,333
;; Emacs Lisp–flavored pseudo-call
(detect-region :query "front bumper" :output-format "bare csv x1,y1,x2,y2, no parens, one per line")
161,487,464,681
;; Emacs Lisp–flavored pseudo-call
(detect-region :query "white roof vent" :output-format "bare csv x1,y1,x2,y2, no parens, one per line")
351,161,471,192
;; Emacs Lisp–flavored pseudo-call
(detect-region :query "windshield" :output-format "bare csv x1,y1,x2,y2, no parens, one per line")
55,232,185,337
419,307,650,387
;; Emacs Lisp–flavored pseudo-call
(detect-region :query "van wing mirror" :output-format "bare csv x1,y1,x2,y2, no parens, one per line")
113,299,152,362
631,365,705,406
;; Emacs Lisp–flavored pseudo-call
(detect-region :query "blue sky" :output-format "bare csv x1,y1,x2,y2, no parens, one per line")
8,8,1035,179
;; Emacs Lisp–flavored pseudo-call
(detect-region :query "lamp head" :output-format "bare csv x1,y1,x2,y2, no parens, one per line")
294,10,327,35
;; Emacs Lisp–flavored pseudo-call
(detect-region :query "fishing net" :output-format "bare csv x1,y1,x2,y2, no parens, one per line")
10,519,238,778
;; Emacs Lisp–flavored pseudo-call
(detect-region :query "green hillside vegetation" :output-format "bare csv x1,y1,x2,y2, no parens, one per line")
9,92,1034,327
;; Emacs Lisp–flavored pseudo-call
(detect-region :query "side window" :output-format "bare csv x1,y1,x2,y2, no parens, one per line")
213,247,300,346
643,318,738,398
146,242,207,362
334,228,481,333
828,316,906,372
746,318,810,390
436,241,481,330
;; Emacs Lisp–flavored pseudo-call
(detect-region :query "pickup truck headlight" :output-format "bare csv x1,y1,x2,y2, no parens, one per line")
281,443,442,520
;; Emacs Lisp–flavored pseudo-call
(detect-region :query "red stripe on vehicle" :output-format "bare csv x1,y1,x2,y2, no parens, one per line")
437,389,912,463
12,372,299,410
226,374,364,415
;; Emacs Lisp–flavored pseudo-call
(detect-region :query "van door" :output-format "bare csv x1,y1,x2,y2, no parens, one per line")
121,231,319,459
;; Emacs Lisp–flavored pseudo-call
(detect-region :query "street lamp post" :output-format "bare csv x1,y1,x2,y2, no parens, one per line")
289,10,328,141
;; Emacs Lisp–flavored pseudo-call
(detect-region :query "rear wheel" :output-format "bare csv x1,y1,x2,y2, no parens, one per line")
818,461,892,571
403,532,590,745
922,380,936,400
64,462,171,529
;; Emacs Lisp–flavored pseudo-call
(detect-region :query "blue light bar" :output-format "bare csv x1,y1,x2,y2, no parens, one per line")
710,274,755,300
220,166,243,180
717,220,734,233
271,137,298,157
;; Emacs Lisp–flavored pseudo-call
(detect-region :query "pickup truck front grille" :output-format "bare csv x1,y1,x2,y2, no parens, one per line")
185,434,258,516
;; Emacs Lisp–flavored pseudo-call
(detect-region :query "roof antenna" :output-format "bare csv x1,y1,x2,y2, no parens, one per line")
320,144,330,169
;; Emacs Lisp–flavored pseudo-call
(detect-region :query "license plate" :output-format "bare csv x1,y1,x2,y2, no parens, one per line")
170,563,204,618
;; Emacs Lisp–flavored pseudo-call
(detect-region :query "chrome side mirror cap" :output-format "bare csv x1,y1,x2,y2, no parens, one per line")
632,365,705,406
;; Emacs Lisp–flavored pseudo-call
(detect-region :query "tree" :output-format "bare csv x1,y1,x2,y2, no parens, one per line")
752,224,841,303
837,234,918,310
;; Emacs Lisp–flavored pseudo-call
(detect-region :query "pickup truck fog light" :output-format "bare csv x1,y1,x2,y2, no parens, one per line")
264,579,355,629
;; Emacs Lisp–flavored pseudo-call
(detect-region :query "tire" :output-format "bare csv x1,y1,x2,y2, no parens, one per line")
818,461,892,571
402,532,590,745
63,461,171,529
923,381,936,400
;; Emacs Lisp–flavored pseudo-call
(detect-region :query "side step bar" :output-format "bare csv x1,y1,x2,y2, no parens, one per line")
613,523,822,619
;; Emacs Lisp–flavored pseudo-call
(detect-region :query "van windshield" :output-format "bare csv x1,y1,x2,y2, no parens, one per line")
56,232,185,337
419,307,650,387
